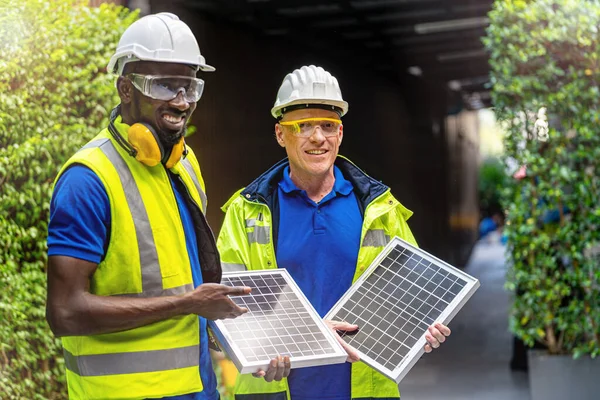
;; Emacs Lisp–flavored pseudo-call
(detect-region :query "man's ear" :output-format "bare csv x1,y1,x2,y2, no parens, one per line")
275,123,285,148
117,76,133,104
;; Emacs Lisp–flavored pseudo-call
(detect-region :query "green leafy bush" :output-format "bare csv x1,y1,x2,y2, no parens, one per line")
0,1,137,397
479,157,507,217
485,0,600,357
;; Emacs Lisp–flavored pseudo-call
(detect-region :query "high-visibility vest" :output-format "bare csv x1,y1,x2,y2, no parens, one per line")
55,118,220,400
217,156,417,399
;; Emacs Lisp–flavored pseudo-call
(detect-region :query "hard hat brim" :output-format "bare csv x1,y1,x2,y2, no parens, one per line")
198,64,216,72
107,55,215,75
271,98,348,118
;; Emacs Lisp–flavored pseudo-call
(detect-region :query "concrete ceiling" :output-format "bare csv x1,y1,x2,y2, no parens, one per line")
179,0,493,109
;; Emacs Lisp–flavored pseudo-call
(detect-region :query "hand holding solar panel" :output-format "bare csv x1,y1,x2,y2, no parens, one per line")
251,354,291,382
423,322,451,352
210,238,478,382
325,320,360,362
188,283,252,320
325,236,480,383
209,270,348,374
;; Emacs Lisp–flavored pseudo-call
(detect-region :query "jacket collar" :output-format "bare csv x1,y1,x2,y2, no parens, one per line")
241,155,389,212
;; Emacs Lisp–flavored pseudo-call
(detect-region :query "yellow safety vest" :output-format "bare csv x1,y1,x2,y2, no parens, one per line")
55,117,218,399
217,156,417,399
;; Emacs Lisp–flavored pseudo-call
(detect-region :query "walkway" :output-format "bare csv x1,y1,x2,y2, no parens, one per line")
400,234,530,400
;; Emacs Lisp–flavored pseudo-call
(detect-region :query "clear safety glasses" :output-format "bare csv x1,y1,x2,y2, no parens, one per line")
127,73,205,103
279,117,342,137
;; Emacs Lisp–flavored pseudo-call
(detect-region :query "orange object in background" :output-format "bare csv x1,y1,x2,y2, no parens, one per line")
219,358,239,389
211,349,238,398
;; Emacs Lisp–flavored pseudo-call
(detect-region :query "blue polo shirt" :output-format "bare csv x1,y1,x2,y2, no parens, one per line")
47,165,218,400
276,166,362,400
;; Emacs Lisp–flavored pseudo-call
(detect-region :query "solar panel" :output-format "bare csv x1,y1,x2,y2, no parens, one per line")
325,236,480,383
209,269,348,374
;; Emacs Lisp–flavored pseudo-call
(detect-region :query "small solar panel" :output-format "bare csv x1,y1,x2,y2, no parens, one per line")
325,236,480,383
209,269,348,374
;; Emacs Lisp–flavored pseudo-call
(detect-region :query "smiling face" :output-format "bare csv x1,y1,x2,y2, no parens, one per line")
275,108,343,183
117,61,197,148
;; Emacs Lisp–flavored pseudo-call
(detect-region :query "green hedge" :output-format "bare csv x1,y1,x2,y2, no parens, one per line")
479,156,507,217
485,0,600,357
0,1,137,397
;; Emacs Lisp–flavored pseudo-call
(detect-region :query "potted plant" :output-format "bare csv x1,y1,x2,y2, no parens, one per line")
484,1,600,399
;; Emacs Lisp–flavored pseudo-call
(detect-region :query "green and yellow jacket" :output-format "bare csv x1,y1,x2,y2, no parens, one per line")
217,156,417,400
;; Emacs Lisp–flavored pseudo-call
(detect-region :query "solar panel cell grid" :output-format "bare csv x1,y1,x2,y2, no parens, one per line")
210,270,348,373
326,237,479,383
222,275,334,360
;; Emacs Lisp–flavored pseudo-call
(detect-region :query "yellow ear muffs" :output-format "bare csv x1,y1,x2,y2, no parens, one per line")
111,116,185,168
165,137,185,169
128,123,164,167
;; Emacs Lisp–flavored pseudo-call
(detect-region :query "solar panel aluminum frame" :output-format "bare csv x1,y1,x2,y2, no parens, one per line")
325,236,480,384
210,269,348,374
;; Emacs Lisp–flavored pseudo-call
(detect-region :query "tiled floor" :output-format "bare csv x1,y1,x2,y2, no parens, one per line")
399,234,531,400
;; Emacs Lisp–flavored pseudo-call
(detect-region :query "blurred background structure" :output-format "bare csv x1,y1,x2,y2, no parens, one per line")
119,0,494,269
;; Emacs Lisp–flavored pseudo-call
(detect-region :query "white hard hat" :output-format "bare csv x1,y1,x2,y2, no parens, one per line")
107,13,215,75
271,65,348,118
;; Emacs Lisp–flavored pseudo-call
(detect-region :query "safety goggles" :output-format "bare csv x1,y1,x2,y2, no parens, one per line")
279,117,342,137
127,73,205,103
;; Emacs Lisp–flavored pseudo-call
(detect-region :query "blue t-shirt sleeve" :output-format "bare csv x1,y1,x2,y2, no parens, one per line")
47,165,110,264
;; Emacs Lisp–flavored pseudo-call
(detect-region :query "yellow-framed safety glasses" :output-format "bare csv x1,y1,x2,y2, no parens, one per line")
279,117,342,137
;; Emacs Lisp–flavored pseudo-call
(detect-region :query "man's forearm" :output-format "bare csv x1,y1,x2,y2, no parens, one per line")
48,291,193,337
46,256,248,337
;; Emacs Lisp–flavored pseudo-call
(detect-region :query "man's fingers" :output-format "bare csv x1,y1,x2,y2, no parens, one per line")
325,320,358,343
434,323,451,336
327,320,358,332
428,325,446,343
336,337,360,362
223,299,247,318
261,355,290,382
263,357,278,382
230,307,248,318
226,285,252,295
424,323,451,350
232,299,248,314
329,323,360,362
425,332,440,348
252,370,266,378
273,356,286,381
282,356,291,378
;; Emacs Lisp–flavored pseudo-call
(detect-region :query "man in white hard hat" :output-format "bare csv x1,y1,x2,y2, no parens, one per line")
217,65,451,399
46,13,250,400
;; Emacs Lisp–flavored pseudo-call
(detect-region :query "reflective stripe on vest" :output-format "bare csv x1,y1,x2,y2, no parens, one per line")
181,157,208,213
222,262,247,272
63,345,199,377
90,138,193,297
362,229,390,247
234,392,287,400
